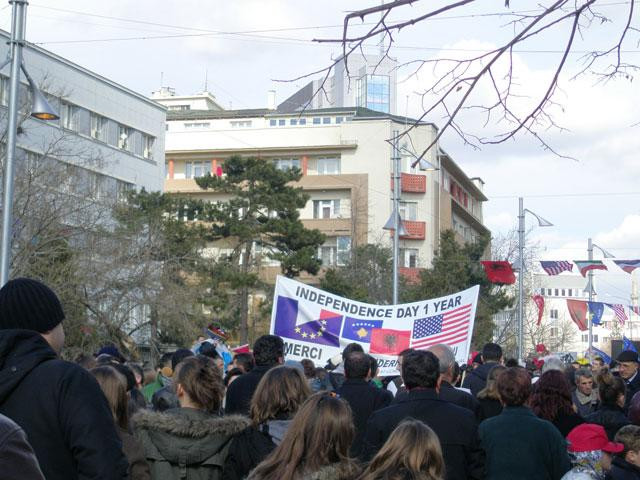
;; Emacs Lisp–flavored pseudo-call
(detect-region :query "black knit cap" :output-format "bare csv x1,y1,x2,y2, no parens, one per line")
618,350,639,363
0,278,65,333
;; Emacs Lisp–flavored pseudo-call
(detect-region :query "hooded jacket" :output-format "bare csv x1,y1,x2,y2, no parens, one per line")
0,329,128,480
134,407,250,480
223,419,293,480
462,361,498,397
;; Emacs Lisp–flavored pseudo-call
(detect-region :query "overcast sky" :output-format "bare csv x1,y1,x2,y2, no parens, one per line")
5,0,640,303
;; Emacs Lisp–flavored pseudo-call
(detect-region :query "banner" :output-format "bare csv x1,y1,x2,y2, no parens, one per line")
270,276,479,376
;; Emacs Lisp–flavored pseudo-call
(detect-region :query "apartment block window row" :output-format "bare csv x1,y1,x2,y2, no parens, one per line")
581,334,599,343
230,120,252,128
541,288,584,298
273,158,301,171
184,122,211,129
269,116,352,127
313,199,342,219
318,236,351,266
58,100,156,161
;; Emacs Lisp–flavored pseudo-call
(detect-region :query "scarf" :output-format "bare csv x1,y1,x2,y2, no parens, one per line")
568,450,607,479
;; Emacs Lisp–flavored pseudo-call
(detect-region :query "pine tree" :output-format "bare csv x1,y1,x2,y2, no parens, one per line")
403,230,515,349
196,155,325,343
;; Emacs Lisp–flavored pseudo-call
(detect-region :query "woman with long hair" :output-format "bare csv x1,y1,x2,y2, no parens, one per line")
358,419,445,480
91,366,151,480
247,392,359,480
133,355,250,479
476,364,506,421
223,366,311,480
585,370,630,440
528,370,584,436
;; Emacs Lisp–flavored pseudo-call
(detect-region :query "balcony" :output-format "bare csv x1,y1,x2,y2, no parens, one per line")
391,173,427,193
399,267,423,284
401,220,426,240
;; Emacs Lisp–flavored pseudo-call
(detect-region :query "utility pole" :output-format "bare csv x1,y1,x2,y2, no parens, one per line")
588,238,594,356
517,198,525,363
392,130,400,305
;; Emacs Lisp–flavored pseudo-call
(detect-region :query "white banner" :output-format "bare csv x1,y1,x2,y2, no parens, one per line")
270,276,479,376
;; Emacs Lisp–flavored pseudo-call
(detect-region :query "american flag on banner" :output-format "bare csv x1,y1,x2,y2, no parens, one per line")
540,261,574,275
410,304,473,349
607,304,628,325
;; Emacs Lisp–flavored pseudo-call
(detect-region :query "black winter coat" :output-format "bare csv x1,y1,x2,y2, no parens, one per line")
362,388,485,480
477,397,502,422
439,381,480,419
462,362,499,397
337,378,393,456
0,412,44,480
625,373,640,412
0,330,128,480
225,365,273,415
585,404,630,440
608,456,640,480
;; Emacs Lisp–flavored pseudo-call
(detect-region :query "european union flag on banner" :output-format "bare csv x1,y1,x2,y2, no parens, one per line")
588,346,611,365
588,302,605,326
342,318,384,343
624,336,638,353
273,296,343,347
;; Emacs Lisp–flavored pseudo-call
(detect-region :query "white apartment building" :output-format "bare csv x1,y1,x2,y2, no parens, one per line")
0,29,165,194
156,92,489,284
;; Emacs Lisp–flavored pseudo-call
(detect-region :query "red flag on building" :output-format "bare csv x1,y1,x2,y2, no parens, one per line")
567,299,588,331
480,261,516,284
532,295,545,326
370,328,411,355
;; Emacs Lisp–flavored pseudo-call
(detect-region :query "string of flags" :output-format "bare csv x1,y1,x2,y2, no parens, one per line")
540,260,640,276
531,297,637,332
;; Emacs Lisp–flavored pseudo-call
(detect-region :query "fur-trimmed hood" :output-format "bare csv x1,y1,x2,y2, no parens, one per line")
133,407,250,466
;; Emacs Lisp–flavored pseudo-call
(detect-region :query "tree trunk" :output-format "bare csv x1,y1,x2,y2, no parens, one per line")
239,242,253,344
150,306,159,364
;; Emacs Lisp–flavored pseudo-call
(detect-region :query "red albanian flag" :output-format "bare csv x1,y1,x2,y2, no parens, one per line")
481,261,516,284
532,295,545,326
567,299,589,331
369,328,411,355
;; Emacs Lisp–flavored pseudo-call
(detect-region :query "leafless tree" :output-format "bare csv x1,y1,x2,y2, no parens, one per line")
289,0,637,160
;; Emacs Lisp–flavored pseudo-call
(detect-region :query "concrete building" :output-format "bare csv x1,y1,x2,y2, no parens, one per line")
278,54,398,115
151,87,223,112
0,30,165,193
159,101,489,283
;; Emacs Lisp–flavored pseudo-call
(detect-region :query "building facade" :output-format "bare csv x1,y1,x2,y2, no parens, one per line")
159,101,489,283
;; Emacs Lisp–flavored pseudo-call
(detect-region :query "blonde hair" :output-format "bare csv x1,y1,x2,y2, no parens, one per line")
615,425,640,456
477,365,507,400
358,419,445,480
250,366,311,425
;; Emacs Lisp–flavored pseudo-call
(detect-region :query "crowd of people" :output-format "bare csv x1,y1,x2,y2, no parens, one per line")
4,279,640,479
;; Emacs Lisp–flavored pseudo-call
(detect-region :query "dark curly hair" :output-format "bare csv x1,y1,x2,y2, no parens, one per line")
528,370,574,421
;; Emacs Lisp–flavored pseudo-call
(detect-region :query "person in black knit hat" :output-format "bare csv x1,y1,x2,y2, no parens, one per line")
0,278,128,480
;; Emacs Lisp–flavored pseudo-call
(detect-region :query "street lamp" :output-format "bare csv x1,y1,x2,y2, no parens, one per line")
517,198,553,363
383,135,439,305
585,239,615,357
0,0,60,286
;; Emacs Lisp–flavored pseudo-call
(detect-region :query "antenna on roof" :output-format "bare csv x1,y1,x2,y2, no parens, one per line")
160,71,164,88
204,69,208,93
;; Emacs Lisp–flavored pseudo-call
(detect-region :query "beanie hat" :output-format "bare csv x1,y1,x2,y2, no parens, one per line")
617,350,639,363
0,278,65,333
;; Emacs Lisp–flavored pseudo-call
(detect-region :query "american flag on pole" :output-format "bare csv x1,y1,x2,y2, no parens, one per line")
607,304,628,325
540,261,574,276
410,303,473,349
631,306,640,316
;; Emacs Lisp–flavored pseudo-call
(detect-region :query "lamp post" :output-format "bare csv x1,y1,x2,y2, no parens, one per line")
517,198,553,363
383,133,438,305
585,239,614,357
0,0,59,286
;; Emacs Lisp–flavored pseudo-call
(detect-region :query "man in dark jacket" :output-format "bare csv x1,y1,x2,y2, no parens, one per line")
225,335,284,415
151,348,194,412
0,278,128,480
362,350,484,480
462,342,503,397
618,350,640,412
479,367,570,480
428,344,479,418
337,352,392,456
0,413,44,480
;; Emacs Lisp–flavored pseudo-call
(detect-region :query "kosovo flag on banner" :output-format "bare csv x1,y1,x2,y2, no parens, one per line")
588,302,605,326
273,296,342,347
342,318,384,343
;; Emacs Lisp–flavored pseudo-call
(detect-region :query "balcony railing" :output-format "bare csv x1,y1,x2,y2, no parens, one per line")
399,267,422,284
400,220,426,240
391,173,427,193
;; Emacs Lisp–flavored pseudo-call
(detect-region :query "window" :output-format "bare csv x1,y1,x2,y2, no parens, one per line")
547,289,552,296
184,122,210,129
550,327,558,338
290,119,298,126
554,289,559,296
62,103,79,130
561,289,566,296
313,117,321,125
316,157,340,175
90,113,108,142
594,335,599,343
269,119,277,126
567,289,572,297
185,161,212,179
550,309,558,319
299,118,307,125
167,105,190,111
336,116,344,124
399,248,419,268
317,236,351,266
540,288,545,295
337,236,351,265
231,120,252,128
322,117,331,124
313,199,340,219
399,201,417,221
278,119,286,126
0,76,8,106
273,158,300,171
118,124,132,151
357,74,390,113
143,134,155,160
582,334,588,343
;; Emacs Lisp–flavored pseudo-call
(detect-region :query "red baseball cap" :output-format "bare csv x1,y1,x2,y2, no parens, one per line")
567,424,624,453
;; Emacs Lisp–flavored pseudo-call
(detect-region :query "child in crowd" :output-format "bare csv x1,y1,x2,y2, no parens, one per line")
610,425,640,479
